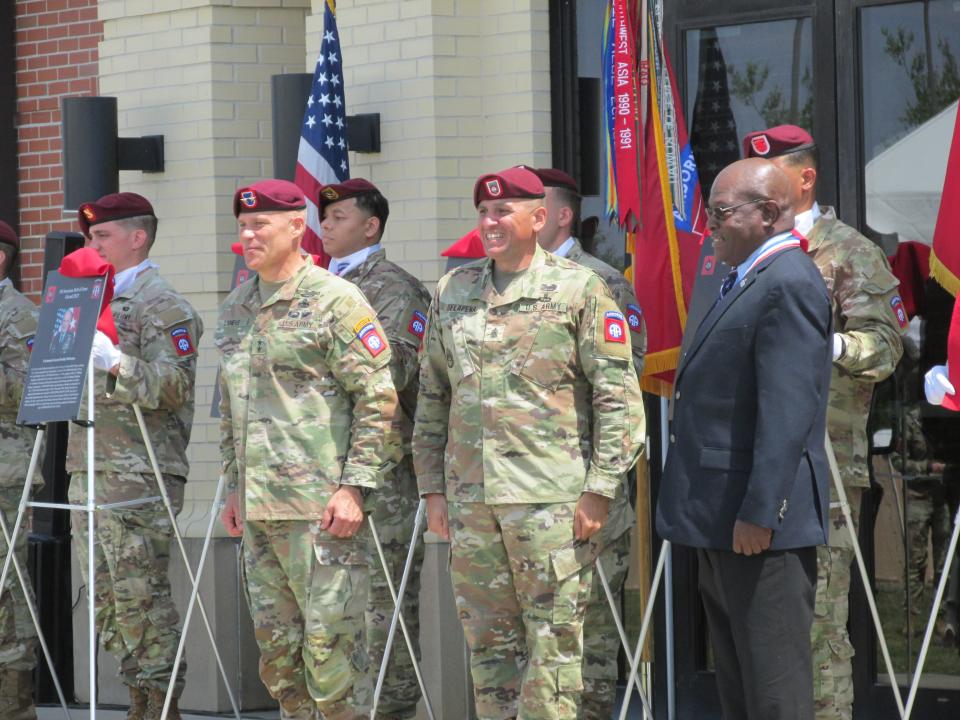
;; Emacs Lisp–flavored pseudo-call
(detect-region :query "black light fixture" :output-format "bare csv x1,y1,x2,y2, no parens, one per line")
270,73,380,181
61,97,164,210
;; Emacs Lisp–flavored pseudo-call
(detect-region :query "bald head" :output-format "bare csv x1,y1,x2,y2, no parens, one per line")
707,159,796,267
714,158,793,227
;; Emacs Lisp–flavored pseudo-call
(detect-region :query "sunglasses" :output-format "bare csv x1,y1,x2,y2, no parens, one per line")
706,197,769,223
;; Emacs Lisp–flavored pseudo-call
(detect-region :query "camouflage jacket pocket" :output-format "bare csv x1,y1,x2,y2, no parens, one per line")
445,318,476,387
549,534,605,581
514,313,573,391
313,538,368,567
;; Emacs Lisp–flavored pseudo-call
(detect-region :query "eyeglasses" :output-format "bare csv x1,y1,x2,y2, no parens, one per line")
706,197,769,223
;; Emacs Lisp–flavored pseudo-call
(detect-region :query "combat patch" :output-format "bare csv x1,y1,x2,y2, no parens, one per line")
356,321,386,357
170,327,195,356
408,310,427,339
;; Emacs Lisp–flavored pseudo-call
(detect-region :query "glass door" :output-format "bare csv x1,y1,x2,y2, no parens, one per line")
662,3,836,718
659,1,960,718
841,1,960,716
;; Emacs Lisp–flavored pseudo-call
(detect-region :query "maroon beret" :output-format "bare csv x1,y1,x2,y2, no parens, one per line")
742,125,816,159
233,179,307,217
473,166,545,207
78,192,156,236
0,220,17,251
532,167,579,194
317,178,380,214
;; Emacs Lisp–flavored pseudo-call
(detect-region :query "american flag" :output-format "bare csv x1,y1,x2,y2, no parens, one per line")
295,0,349,261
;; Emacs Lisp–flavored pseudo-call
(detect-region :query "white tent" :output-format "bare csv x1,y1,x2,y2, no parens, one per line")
864,99,957,245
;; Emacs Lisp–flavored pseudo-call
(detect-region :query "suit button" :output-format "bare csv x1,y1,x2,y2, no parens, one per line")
669,434,676,443
675,391,680,400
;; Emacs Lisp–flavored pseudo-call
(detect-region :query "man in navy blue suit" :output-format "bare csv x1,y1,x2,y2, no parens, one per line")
656,158,832,719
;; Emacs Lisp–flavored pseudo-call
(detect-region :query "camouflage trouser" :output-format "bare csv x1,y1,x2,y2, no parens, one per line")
0,487,38,672
905,481,952,612
578,528,631,720
812,485,861,720
363,458,423,719
449,501,593,720
242,519,369,720
69,472,186,692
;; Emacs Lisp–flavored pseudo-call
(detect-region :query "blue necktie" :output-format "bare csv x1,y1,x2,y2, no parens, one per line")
335,261,349,276
718,270,737,300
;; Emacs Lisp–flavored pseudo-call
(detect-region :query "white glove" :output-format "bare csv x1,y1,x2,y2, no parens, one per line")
924,364,955,406
832,333,845,361
91,330,122,371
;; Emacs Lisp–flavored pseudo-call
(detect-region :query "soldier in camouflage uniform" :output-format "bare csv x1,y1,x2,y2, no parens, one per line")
317,178,431,720
217,180,402,720
0,222,40,720
532,167,644,720
68,193,203,720
746,126,905,720
892,335,951,631
413,167,646,720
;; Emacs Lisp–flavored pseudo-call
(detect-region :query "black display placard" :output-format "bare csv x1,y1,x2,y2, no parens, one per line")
18,271,105,425
210,253,256,418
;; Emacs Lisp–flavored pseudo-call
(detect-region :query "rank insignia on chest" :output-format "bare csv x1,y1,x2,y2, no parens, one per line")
890,295,908,329
604,310,627,343
408,310,427,339
626,304,643,332
357,322,387,357
170,327,195,356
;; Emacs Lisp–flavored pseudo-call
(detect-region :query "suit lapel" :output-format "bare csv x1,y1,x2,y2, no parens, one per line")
677,248,797,379
679,272,759,375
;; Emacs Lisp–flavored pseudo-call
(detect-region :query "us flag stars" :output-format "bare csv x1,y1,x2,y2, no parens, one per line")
294,0,350,257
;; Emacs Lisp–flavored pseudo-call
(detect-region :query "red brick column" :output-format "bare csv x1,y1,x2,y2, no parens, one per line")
15,0,103,299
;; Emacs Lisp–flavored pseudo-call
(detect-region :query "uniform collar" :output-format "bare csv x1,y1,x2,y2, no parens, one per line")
331,243,381,277
471,244,549,306
550,236,576,258
341,247,385,281
793,201,821,238
0,277,11,291
804,205,838,251
256,255,314,308
114,260,159,299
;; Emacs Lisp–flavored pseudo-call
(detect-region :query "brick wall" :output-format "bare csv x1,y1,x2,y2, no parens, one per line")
15,0,103,299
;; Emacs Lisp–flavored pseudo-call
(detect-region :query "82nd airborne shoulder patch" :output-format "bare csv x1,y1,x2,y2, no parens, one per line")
170,327,195,356
626,304,643,333
356,321,387,357
604,310,627,344
407,310,427,340
890,295,908,329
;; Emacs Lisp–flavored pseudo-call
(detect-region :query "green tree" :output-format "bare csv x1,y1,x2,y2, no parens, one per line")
882,25,960,128
728,60,814,130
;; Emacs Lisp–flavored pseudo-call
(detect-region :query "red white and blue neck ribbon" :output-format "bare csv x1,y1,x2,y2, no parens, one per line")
736,229,806,281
